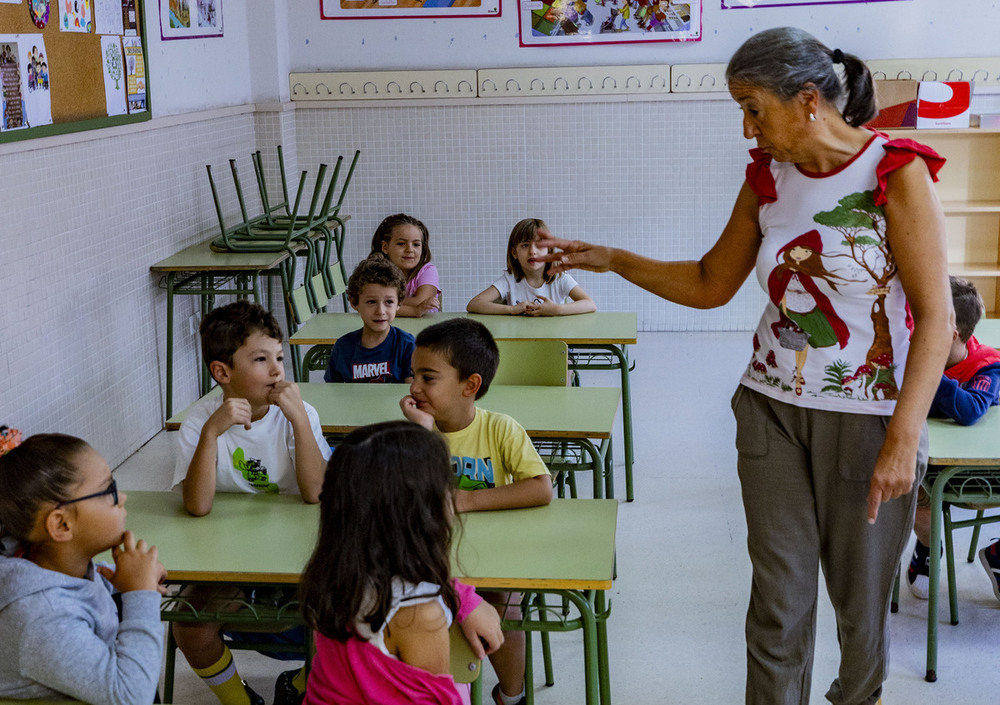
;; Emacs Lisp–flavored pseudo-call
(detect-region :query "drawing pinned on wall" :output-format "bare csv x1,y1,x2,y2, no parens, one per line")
160,0,222,39
29,0,51,28
101,35,127,115
122,0,137,35
95,0,125,35
61,0,93,32
123,36,146,112
722,0,904,7
0,40,26,130
519,0,699,46
23,40,52,126
321,0,499,20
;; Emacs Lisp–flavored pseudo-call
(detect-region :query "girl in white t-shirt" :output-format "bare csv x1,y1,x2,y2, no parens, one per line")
467,218,596,316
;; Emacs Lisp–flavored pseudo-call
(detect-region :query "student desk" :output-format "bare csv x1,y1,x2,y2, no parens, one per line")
150,239,295,419
114,492,618,705
166,383,622,498
921,408,1000,681
973,317,1000,348
289,311,640,500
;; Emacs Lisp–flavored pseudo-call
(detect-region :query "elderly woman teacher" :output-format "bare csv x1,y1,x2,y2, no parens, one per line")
541,26,953,705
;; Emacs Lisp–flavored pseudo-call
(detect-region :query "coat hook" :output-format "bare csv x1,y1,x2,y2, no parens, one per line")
291,82,308,96
602,76,617,89
458,80,474,93
506,78,522,92
434,80,449,93
386,81,402,93
482,78,498,92
316,83,331,95
972,69,989,84
554,77,569,90
651,75,667,89
699,74,716,88
921,70,938,81
895,70,912,80
946,69,964,81
625,76,640,90
409,81,426,94
363,81,378,95
577,76,593,90
530,78,545,91
338,82,355,95
674,74,691,88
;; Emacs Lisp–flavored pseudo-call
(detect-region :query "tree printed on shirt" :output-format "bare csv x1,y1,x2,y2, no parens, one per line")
813,189,899,400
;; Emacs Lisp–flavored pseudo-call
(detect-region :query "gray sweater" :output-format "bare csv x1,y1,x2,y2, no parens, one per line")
0,551,162,704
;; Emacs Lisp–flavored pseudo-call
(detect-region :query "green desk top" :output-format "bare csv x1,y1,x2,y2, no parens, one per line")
150,238,294,272
927,405,1000,466
109,492,617,590
166,383,621,439
974,318,1000,350
289,311,638,346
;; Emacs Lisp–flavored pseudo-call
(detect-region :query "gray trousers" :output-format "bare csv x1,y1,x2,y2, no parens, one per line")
731,386,926,705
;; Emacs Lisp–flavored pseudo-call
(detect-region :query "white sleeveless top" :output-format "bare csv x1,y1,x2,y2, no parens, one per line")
354,580,452,659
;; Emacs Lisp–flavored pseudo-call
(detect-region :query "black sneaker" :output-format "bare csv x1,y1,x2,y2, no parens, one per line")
978,539,1000,603
273,668,306,705
906,540,932,600
242,681,265,705
491,683,526,705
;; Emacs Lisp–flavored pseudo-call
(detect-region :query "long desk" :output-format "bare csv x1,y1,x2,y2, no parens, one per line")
151,239,295,419
166,383,621,498
921,408,1000,681
289,311,640,499
973,317,1000,348
114,492,618,705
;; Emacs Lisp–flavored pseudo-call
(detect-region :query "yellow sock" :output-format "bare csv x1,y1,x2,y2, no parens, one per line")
192,646,250,705
291,666,307,694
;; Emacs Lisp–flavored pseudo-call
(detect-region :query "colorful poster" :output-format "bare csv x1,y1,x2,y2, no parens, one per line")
160,0,223,39
122,0,137,35
21,39,51,126
722,0,902,6
101,35,127,116
0,41,26,130
519,0,699,46
95,0,125,35
123,36,146,113
61,0,94,32
29,0,51,28
321,0,499,19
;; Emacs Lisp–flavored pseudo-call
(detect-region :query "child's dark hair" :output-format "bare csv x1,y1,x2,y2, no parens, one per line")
507,218,556,284
951,275,985,343
200,300,284,367
415,318,499,400
347,256,407,306
0,434,90,543
369,214,431,282
299,421,459,641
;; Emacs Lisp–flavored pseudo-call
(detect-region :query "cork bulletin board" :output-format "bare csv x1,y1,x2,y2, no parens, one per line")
0,0,149,143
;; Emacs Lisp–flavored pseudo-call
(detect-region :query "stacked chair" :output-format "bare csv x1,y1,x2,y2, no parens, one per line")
205,147,359,374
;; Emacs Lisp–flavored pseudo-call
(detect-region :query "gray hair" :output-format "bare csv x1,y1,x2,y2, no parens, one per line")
726,27,876,128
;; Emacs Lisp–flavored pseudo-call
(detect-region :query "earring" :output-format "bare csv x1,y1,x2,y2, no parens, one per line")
809,112,816,122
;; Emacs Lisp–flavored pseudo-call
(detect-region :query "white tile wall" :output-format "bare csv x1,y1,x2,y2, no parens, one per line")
4,92,995,466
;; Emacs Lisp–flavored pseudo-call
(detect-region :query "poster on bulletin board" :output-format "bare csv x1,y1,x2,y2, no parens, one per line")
160,0,222,39
0,36,53,131
722,0,903,7
519,0,700,46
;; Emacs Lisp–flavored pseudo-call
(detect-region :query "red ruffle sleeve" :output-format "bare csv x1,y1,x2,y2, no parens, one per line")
745,147,776,206
874,139,946,206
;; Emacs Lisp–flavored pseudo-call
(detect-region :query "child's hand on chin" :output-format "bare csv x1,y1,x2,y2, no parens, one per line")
399,395,434,430
97,530,166,594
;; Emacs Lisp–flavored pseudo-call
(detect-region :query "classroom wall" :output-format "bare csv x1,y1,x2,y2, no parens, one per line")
288,1,1000,73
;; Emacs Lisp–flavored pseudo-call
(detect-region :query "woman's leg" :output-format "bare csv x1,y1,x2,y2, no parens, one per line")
810,412,925,705
733,387,820,705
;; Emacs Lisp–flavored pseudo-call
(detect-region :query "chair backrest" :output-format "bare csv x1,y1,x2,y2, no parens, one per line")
493,340,568,387
449,620,482,684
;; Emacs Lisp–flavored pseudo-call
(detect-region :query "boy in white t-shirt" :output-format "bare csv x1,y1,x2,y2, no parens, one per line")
172,300,331,705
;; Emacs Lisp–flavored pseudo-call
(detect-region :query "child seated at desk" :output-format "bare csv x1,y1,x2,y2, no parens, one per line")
0,434,165,705
172,301,331,705
299,421,503,705
324,256,415,384
401,318,552,705
467,218,596,317
907,276,1000,601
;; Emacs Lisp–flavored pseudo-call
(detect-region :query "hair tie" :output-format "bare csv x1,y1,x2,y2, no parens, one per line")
832,49,844,64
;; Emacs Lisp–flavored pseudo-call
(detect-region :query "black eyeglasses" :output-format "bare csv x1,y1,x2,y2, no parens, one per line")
56,479,119,508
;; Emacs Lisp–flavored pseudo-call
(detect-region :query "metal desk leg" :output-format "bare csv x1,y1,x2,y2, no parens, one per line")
925,465,960,683
165,273,177,419
616,345,634,502
561,590,600,705
595,590,612,705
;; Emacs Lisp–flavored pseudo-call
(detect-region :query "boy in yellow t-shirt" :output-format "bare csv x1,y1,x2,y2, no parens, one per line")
401,317,551,705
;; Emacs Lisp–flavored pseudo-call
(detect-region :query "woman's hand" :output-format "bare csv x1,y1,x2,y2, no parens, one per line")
536,236,615,275
867,436,919,524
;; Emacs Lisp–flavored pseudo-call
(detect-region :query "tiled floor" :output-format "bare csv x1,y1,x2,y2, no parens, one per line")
116,332,1000,705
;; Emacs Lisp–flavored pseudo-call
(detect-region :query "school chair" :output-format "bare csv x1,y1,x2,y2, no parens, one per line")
890,464,1000,682
284,247,347,382
159,585,311,704
495,340,613,500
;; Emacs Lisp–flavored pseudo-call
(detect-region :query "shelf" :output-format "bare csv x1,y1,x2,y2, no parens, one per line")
947,264,1000,277
941,201,1000,214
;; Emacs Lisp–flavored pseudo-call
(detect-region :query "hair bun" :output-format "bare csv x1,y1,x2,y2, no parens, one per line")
832,48,844,64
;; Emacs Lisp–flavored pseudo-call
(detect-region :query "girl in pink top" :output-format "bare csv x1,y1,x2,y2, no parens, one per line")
370,214,441,316
299,421,503,705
